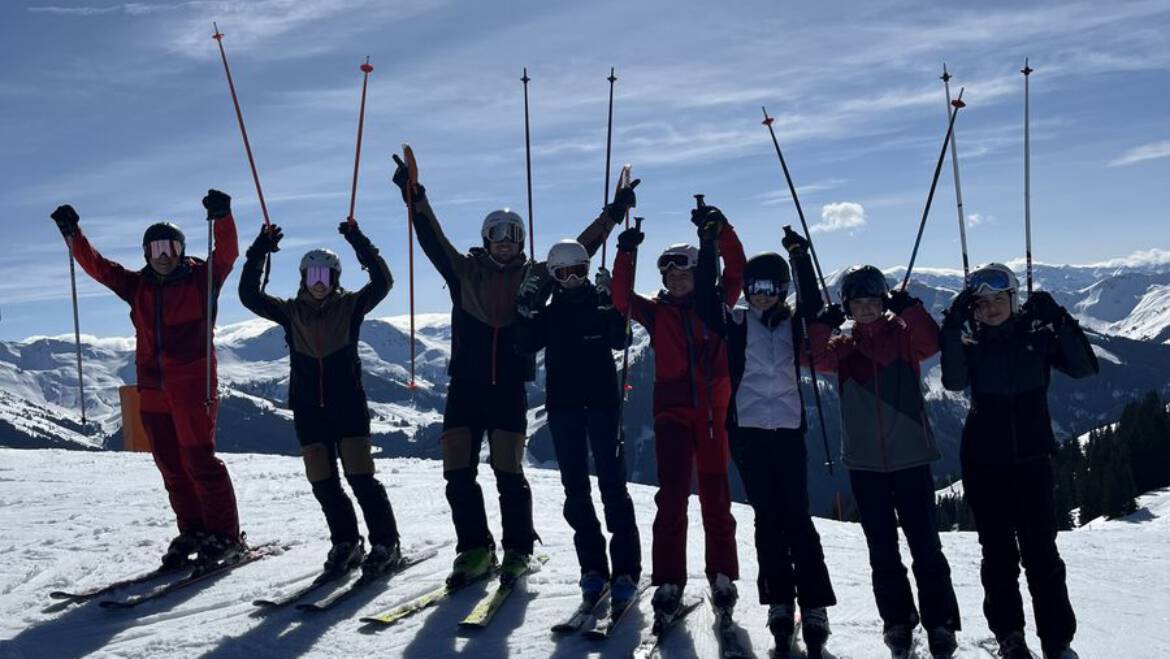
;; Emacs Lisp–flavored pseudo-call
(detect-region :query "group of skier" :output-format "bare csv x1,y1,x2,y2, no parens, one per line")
49,142,1096,657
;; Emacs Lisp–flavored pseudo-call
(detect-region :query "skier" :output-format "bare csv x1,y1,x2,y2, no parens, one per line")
391,153,636,587
611,203,745,625
695,226,836,654
49,192,244,567
514,239,642,609
940,263,1096,659
807,265,961,658
237,220,401,576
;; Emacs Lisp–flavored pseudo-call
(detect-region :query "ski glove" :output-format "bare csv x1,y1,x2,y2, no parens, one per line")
51,204,80,238
943,289,973,330
391,154,426,205
604,179,641,223
594,267,613,298
816,303,846,330
616,226,644,252
1023,290,1066,328
516,268,553,318
250,224,284,255
887,289,919,315
202,189,231,220
781,226,809,255
691,205,727,240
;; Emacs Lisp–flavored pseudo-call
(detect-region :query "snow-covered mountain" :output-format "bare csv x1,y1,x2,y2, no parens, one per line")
1,448,1167,657
2,258,1169,512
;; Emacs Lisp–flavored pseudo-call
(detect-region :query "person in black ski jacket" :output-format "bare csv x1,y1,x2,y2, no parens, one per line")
695,226,835,654
515,239,642,606
391,151,638,586
941,263,1098,659
238,221,401,576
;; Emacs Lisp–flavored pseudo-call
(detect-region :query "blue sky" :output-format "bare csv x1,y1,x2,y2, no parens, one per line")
2,0,1168,339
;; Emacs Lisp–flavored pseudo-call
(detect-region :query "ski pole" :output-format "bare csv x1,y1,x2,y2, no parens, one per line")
205,216,214,408
521,68,535,256
1022,59,1034,295
66,238,87,426
347,56,374,227
601,67,617,268
941,64,970,283
615,215,645,458
402,145,420,389
901,88,965,291
614,166,634,389
760,107,833,304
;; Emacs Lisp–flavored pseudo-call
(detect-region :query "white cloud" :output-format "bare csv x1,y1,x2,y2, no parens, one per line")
28,3,186,15
966,213,994,228
1107,140,1170,167
813,202,866,233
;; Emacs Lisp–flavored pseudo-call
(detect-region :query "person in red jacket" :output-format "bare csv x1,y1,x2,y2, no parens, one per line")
612,205,745,623
50,191,244,568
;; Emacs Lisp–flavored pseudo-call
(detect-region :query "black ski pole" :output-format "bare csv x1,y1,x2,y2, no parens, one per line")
66,238,87,426
1022,59,1034,294
760,107,832,304
941,64,970,283
615,215,644,458
522,68,535,256
901,88,965,291
601,67,617,268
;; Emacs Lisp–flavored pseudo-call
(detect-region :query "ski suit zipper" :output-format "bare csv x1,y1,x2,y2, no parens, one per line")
871,339,889,472
315,308,325,408
154,285,165,390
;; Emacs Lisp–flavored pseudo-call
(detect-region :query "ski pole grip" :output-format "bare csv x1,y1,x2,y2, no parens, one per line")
634,216,644,231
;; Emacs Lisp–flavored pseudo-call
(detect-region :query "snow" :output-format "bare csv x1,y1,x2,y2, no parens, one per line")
2,449,1169,657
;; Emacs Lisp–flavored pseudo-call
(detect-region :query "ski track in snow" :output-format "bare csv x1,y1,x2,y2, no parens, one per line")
1,449,1167,658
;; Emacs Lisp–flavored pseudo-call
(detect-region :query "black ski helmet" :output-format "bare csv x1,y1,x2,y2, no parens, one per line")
142,222,186,256
839,265,890,307
744,253,791,288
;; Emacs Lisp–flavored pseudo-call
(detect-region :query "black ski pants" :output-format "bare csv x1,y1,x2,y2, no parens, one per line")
302,436,399,548
963,455,1075,653
547,405,641,581
730,426,836,608
850,464,961,631
441,379,535,555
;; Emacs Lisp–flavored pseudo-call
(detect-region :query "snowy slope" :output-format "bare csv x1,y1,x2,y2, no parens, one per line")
1,449,1168,658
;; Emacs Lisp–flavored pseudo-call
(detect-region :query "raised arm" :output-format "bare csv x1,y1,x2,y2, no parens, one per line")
1025,291,1099,379
612,228,656,334
237,225,290,325
202,189,239,287
577,178,640,257
695,231,728,338
939,290,972,391
392,155,467,287
889,291,941,362
717,222,746,307
340,221,393,315
51,205,138,302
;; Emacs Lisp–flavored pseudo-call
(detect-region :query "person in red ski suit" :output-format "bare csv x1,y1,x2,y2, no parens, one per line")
612,205,745,613
50,191,243,567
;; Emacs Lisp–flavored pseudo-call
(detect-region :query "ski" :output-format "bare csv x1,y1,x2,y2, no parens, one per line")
629,597,703,659
358,567,497,627
458,554,549,629
583,579,651,640
49,565,185,602
550,583,610,634
713,604,751,659
295,548,438,612
252,570,348,609
99,541,285,609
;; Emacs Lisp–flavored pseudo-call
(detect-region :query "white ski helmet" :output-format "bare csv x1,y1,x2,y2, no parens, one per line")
968,262,1020,312
657,243,699,273
547,239,590,282
481,208,526,248
299,248,341,273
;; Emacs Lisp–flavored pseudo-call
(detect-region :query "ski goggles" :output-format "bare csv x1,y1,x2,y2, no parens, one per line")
305,266,333,288
968,269,1014,295
147,239,182,260
657,253,696,273
551,263,589,283
484,223,523,244
745,279,786,297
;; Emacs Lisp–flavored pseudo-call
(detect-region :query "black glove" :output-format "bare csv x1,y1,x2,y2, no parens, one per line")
690,204,727,231
943,289,973,330
887,289,919,315
781,225,809,255
338,220,367,241
202,189,231,219
816,303,846,329
391,154,426,205
1023,290,1065,327
51,204,80,238
604,178,641,222
616,226,644,252
250,224,284,255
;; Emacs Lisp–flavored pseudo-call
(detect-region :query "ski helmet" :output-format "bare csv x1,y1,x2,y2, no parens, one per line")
299,248,341,289
657,244,698,273
142,222,185,259
743,252,790,297
839,265,890,307
968,262,1020,312
481,209,526,248
547,239,590,283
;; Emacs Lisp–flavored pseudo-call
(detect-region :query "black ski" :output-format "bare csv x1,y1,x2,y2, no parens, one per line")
99,541,285,609
49,565,186,602
252,570,350,610
295,548,438,613
550,584,610,634
583,579,651,640
713,603,751,659
630,597,703,659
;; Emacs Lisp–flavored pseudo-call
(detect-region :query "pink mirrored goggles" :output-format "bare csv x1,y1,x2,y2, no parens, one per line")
305,266,333,288
147,239,182,259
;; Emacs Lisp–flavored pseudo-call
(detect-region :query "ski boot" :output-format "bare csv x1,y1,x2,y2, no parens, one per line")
996,631,1035,659
884,623,915,659
610,574,639,609
651,583,683,632
927,626,958,658
579,570,608,605
802,607,830,658
197,532,247,569
767,603,796,653
322,539,365,575
1043,646,1079,659
499,549,532,585
161,531,206,570
709,573,738,613
361,541,401,576
446,546,497,589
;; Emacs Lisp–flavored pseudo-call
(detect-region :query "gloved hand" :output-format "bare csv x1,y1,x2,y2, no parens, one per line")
594,267,613,297
391,154,426,205
943,289,973,330
616,226,644,252
1023,290,1065,327
516,268,553,318
338,220,366,240
781,225,809,255
604,178,641,223
690,205,727,240
51,204,80,238
887,289,919,315
250,224,284,254
816,303,846,329
202,189,231,219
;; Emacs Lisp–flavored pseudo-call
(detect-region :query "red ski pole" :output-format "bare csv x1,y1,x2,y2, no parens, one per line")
347,57,374,226
211,23,271,227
